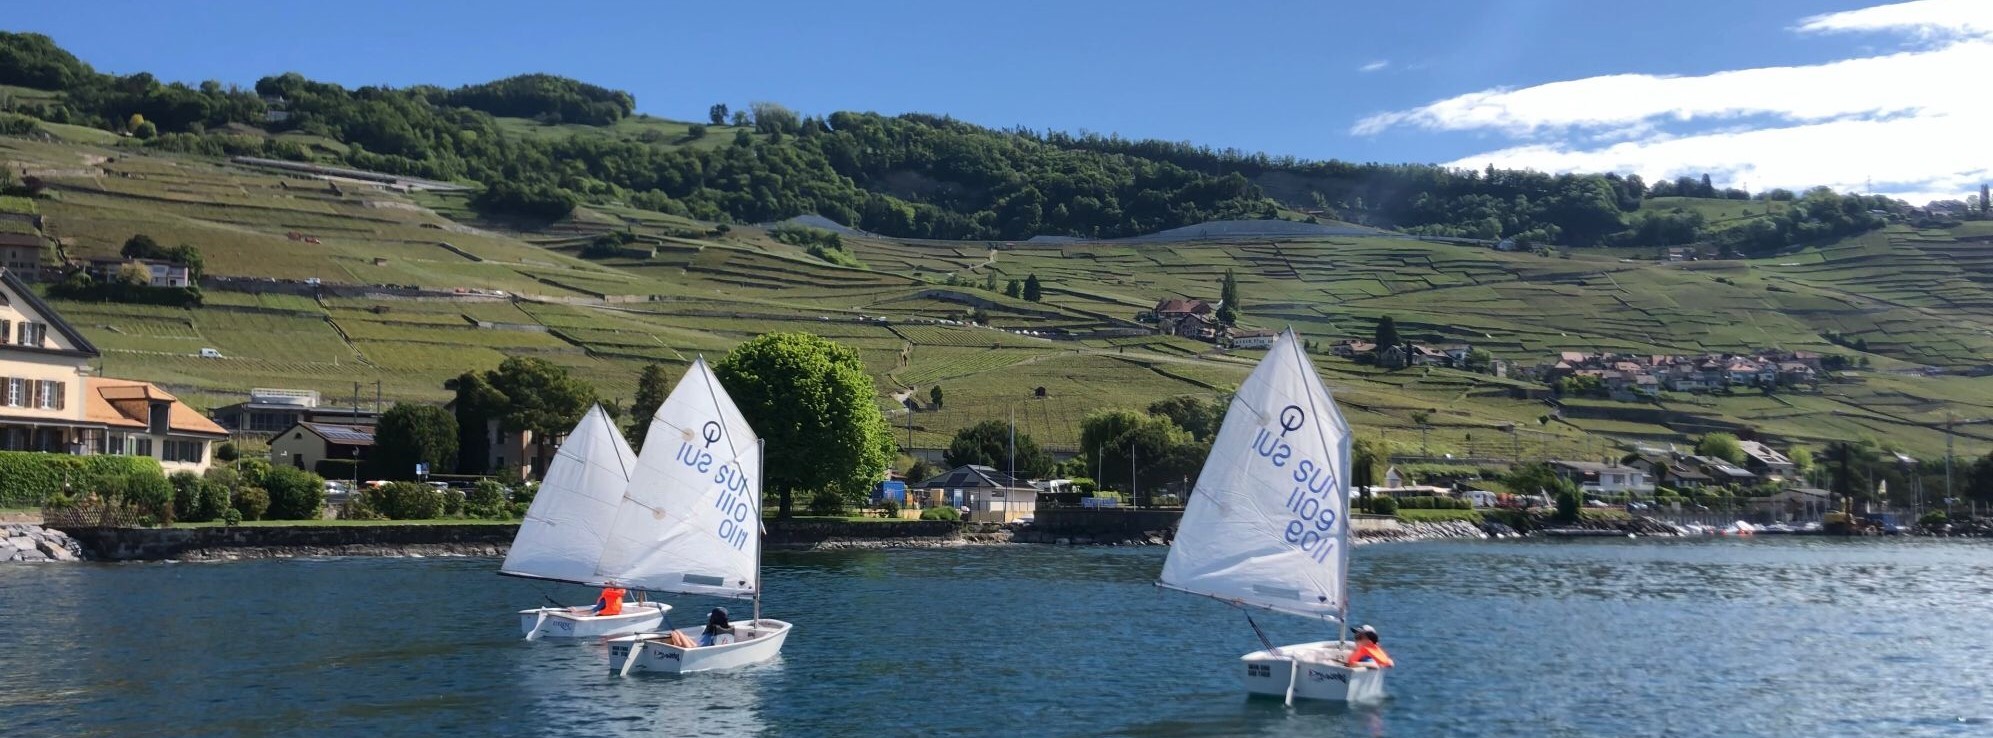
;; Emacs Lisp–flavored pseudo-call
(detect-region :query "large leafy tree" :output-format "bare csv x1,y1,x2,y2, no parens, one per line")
445,358,595,476
369,403,459,480
1216,269,1239,325
944,420,1053,478
1145,395,1226,442
715,332,893,517
1078,410,1207,500
627,363,673,450
1696,433,1746,465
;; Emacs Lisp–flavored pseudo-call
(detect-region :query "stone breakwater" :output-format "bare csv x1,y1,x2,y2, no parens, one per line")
2,524,87,562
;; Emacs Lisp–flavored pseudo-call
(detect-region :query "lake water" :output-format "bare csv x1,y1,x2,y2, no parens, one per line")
2,538,1990,737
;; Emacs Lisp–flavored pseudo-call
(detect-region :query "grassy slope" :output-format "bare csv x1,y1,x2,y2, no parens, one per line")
2,133,1987,460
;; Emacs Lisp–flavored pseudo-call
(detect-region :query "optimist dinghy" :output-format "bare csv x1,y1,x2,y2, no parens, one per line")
1157,329,1386,704
601,357,790,675
501,405,669,640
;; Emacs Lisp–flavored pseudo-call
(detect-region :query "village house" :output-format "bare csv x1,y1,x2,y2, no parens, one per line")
1627,454,1715,490
1331,339,1375,358
209,388,381,435
912,465,1039,523
1547,460,1654,495
0,233,49,280
0,268,226,472
269,421,373,475
1227,329,1277,350
84,257,193,288
1688,455,1760,487
1736,441,1797,481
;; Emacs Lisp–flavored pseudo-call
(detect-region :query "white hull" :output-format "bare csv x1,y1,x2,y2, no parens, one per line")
607,619,791,674
1239,640,1387,703
518,602,670,639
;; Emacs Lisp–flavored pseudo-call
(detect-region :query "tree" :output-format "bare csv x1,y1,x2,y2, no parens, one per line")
1216,269,1240,325
487,356,596,455
627,363,672,450
1696,433,1746,465
1789,446,1814,475
907,458,939,485
126,113,145,133
1464,348,1494,373
1022,274,1042,301
1145,395,1225,442
1373,315,1401,352
1004,279,1021,298
715,332,893,517
943,420,1053,478
1966,450,1993,505
929,385,944,409
1078,410,1207,499
121,234,162,259
983,271,998,292
730,110,749,127
708,103,729,126
686,124,706,140
113,261,150,287
369,403,459,480
262,465,326,520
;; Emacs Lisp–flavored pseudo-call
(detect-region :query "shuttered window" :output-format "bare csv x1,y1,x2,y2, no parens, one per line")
39,380,62,410
0,319,10,345
3,377,21,407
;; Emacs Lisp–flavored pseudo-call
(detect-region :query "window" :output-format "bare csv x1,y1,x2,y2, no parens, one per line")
104,433,126,455
3,377,20,407
0,319,9,344
16,322,45,347
148,401,170,436
39,381,62,410
163,440,204,463
132,437,153,458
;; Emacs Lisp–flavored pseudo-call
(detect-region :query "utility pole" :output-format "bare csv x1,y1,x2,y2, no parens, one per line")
1945,413,1955,516
373,379,382,414
1131,443,1139,510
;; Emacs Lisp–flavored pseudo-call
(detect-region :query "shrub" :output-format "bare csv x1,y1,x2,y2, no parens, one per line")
466,480,508,518
919,506,960,521
1555,490,1581,523
1370,496,1399,515
0,451,166,506
214,442,240,463
509,481,537,506
440,487,465,516
358,481,444,520
233,486,271,520
263,466,326,520
807,489,847,517
1919,511,1948,528
198,479,231,523
222,507,243,526
170,471,206,522
106,470,175,525
879,500,901,518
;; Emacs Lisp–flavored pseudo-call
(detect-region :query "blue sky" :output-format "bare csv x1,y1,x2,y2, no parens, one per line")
8,0,1986,200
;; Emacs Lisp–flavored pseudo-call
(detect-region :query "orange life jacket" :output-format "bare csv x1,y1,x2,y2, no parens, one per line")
1347,642,1393,668
597,587,625,616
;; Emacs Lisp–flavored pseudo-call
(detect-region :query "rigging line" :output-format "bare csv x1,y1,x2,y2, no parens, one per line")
1245,611,1278,654
693,354,748,465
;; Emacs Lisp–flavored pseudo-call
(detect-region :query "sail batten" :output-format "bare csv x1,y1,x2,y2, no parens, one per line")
595,357,764,598
499,405,636,587
1159,329,1353,620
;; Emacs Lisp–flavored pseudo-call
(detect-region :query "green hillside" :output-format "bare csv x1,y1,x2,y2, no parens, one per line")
2,130,1988,463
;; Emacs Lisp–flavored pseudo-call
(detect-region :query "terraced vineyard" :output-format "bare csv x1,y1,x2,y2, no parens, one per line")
4,132,1988,459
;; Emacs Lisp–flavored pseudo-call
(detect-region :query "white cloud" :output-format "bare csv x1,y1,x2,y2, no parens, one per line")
1353,0,1993,201
1358,60,1389,73
1796,0,1993,41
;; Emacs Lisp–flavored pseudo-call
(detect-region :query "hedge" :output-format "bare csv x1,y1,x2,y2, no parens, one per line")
0,452,167,506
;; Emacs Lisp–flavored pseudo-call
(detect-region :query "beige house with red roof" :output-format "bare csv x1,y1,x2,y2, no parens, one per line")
0,268,226,472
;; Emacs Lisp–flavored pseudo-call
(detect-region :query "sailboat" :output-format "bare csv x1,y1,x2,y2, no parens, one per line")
602,357,790,675
1157,328,1384,704
503,405,671,640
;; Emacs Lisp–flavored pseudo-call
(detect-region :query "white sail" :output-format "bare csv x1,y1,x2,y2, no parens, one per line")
500,404,636,585
1159,329,1353,621
596,357,762,599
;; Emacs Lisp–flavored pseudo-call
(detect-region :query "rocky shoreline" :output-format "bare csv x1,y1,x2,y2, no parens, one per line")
2,524,86,562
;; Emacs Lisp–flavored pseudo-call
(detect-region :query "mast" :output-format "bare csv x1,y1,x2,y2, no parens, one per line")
754,437,765,626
